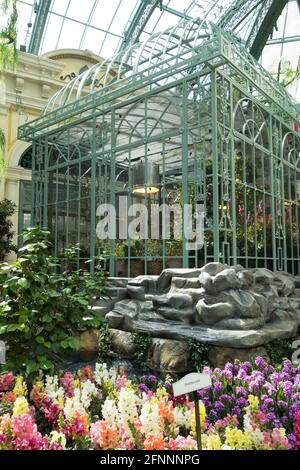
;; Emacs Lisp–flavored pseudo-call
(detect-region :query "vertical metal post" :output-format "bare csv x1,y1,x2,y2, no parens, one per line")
90,117,97,273
229,81,237,265
30,140,36,226
193,391,202,451
211,70,220,261
269,116,276,272
43,136,49,230
181,81,189,268
110,111,116,276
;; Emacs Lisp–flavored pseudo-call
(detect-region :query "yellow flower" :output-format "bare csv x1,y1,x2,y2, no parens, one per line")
191,400,206,436
156,386,168,399
224,428,253,450
12,396,29,416
73,379,80,389
35,380,44,389
150,396,159,405
248,395,259,407
205,434,222,450
13,376,27,397
57,397,64,410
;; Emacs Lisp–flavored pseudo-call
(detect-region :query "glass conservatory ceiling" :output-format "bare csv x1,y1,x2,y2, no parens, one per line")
16,0,300,101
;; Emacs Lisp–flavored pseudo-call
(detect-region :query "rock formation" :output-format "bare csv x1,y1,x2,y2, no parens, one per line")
106,263,300,348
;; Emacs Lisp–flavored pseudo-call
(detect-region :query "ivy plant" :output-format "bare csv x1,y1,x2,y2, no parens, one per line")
0,198,17,261
0,226,107,376
131,333,151,366
187,339,210,371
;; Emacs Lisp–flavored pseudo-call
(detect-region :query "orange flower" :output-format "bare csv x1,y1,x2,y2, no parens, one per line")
90,421,119,450
0,414,11,434
2,391,16,403
144,433,166,451
30,385,45,408
158,399,174,426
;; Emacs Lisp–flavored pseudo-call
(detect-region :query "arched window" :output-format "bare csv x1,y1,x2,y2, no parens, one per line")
19,146,32,169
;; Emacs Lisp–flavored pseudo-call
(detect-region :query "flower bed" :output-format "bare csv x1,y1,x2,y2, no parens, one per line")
0,358,299,450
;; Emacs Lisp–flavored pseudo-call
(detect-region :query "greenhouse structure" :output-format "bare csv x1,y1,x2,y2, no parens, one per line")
17,6,300,277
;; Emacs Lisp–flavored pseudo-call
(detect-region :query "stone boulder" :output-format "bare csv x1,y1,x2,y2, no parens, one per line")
79,329,100,361
109,329,136,359
147,338,191,373
208,346,269,368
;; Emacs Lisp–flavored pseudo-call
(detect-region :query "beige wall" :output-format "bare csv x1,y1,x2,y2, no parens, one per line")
0,49,103,260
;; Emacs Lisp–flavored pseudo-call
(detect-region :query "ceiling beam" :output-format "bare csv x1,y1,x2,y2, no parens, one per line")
28,0,52,55
118,0,161,52
250,0,289,59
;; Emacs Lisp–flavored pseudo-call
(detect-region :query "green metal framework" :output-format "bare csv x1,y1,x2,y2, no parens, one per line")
18,17,300,276
27,0,51,54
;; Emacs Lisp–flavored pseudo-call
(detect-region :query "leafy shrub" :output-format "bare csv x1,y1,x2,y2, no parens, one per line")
131,333,151,366
187,339,210,371
265,338,294,367
0,226,107,375
98,322,111,360
0,198,17,261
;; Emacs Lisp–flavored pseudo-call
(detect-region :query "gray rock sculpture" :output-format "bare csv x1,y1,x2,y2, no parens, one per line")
105,264,300,348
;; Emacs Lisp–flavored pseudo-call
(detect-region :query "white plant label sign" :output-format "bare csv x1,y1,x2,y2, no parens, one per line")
172,372,211,397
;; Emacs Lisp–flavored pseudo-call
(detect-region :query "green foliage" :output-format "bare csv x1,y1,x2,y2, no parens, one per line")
187,339,210,371
98,322,111,360
0,0,18,75
278,57,300,88
0,198,17,261
0,226,107,376
265,338,294,367
131,333,151,365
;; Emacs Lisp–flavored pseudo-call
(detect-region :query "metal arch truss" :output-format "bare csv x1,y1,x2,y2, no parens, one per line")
119,0,162,52
18,17,300,276
28,0,52,55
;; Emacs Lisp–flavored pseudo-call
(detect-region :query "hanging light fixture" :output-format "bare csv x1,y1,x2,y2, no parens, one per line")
132,161,160,195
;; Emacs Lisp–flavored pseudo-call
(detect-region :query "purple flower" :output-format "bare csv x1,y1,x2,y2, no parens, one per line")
282,360,292,372
232,406,243,416
270,372,281,385
220,394,234,404
224,370,233,381
255,356,268,370
278,400,289,410
141,374,157,384
213,381,224,394
236,397,248,408
263,381,276,395
237,368,248,380
236,386,247,397
261,397,274,408
265,412,276,424
282,381,293,398
209,410,219,421
214,401,225,413
138,384,149,393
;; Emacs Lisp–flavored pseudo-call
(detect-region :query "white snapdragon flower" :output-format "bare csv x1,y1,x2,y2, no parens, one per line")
45,375,64,400
102,398,120,426
173,407,193,429
81,379,98,408
139,401,160,436
118,387,140,436
94,363,110,386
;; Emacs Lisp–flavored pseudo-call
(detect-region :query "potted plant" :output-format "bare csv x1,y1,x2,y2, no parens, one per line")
166,238,183,268
147,239,163,275
128,238,145,277
114,241,128,277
